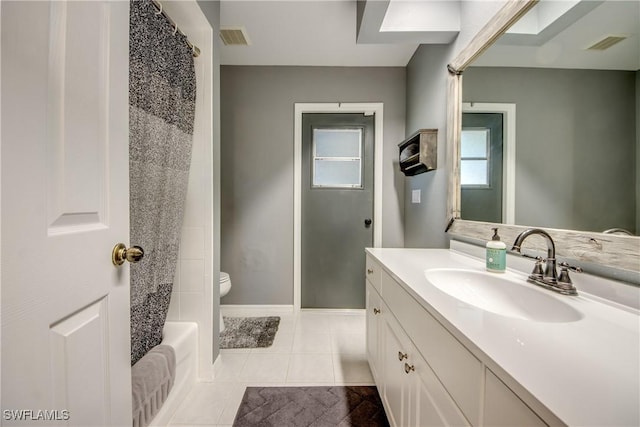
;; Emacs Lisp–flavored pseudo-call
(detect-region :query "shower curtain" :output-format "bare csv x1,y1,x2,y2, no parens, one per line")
129,0,196,365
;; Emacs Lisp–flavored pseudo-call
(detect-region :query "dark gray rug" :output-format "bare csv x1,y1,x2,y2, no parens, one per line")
232,386,389,427
220,316,280,349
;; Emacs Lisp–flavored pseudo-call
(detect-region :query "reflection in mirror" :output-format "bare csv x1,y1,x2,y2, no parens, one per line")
461,112,504,223
460,0,639,235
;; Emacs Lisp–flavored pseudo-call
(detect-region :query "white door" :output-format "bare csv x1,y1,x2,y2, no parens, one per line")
1,1,131,426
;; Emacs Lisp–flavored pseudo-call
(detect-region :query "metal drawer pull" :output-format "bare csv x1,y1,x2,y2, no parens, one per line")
404,363,415,374
398,351,408,361
367,268,374,274
373,308,381,315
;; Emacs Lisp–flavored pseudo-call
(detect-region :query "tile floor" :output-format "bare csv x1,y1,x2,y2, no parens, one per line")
168,307,373,426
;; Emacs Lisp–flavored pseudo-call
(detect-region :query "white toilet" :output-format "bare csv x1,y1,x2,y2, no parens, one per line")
219,272,231,333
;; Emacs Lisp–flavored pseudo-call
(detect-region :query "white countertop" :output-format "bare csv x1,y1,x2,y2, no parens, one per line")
366,248,640,427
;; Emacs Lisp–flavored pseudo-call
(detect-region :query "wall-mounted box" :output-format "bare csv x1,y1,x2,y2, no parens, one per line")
398,129,437,176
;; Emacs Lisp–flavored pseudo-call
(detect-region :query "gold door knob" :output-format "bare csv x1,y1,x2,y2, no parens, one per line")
112,243,144,266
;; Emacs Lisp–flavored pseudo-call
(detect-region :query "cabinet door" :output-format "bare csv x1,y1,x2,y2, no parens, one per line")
366,282,383,380
383,271,482,423
408,346,471,427
382,311,411,427
484,370,547,427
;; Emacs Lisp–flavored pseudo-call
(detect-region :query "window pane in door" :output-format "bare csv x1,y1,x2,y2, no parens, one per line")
461,160,489,186
461,129,489,157
314,129,362,158
461,128,490,187
312,127,363,188
314,159,362,187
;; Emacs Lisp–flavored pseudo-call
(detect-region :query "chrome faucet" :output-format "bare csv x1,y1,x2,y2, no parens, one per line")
511,228,580,295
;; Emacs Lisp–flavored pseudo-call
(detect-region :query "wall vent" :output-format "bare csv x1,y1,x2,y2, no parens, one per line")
220,27,251,46
586,35,627,51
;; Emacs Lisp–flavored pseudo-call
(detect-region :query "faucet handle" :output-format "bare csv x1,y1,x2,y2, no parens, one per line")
559,261,583,273
557,268,572,285
557,262,581,295
530,257,544,280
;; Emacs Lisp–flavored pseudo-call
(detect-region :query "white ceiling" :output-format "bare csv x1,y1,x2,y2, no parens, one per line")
476,0,640,70
219,0,420,66
219,0,640,70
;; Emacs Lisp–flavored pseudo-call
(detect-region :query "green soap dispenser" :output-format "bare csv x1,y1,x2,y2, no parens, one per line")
486,228,506,273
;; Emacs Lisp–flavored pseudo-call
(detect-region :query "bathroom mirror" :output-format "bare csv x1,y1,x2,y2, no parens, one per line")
446,0,640,275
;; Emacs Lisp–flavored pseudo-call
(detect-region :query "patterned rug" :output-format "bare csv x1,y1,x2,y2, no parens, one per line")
232,386,389,427
220,316,281,349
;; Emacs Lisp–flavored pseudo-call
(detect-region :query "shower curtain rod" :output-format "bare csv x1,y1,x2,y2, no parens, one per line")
151,0,201,58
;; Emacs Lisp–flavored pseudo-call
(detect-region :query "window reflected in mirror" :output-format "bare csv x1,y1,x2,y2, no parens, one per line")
461,128,490,187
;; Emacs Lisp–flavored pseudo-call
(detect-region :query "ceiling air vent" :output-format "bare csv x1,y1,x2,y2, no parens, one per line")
586,35,627,51
220,27,251,46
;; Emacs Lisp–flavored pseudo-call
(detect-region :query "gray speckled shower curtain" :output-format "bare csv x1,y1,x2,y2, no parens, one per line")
129,0,196,365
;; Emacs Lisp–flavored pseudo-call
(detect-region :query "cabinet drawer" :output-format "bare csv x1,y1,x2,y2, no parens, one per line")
484,370,547,427
382,271,483,425
366,254,382,293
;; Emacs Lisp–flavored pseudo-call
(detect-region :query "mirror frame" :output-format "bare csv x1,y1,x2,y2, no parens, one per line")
446,0,640,275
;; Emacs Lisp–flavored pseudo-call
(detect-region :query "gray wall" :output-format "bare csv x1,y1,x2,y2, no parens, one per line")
221,66,406,305
463,67,637,233
403,1,509,247
404,44,453,248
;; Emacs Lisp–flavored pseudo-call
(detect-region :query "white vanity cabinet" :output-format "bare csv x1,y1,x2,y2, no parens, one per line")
365,253,552,427
366,255,472,427
380,301,470,427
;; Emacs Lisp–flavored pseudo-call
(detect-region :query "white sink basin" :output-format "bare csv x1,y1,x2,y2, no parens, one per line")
424,268,583,322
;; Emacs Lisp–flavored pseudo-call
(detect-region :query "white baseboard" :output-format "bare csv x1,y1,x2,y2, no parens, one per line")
219,305,366,315
220,304,295,312
299,308,366,314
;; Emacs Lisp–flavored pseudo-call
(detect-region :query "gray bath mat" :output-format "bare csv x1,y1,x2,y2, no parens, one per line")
220,316,280,349
233,386,389,427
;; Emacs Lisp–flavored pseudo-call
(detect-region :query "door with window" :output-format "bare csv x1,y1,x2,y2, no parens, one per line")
461,113,503,223
301,113,374,309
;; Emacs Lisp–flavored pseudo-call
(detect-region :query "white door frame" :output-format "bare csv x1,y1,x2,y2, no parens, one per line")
294,103,383,310
462,102,516,224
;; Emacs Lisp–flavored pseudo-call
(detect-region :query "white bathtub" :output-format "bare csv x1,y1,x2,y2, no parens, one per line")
149,321,198,426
